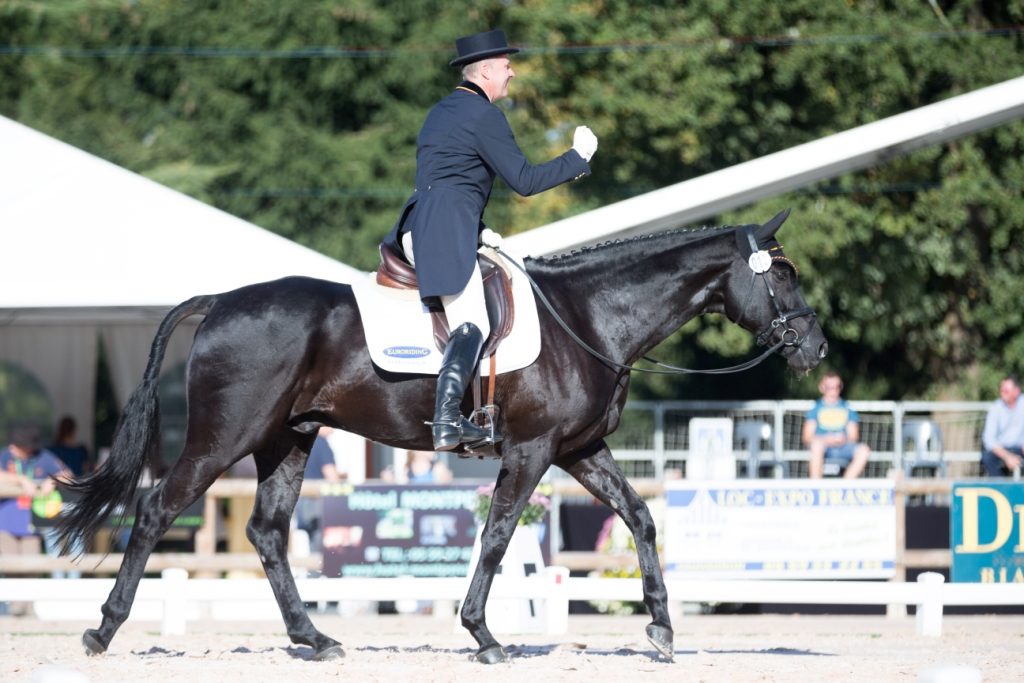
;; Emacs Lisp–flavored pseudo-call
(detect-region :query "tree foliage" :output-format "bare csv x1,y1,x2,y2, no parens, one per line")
2,0,1022,401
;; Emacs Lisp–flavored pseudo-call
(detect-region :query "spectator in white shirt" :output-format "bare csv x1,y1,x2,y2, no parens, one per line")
981,376,1024,476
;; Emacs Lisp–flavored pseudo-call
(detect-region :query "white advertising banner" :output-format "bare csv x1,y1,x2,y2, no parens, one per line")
664,479,897,579
686,418,736,480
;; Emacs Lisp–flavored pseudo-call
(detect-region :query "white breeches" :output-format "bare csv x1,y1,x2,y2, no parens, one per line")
403,231,490,340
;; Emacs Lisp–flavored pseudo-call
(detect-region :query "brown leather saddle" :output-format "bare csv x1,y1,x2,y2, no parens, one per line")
376,241,515,358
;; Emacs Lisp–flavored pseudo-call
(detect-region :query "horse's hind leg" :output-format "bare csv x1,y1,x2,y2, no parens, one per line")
83,456,228,655
461,443,550,664
248,432,343,661
556,439,675,660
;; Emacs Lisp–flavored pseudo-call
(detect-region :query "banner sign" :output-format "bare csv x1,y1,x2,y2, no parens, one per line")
321,483,552,579
686,418,735,480
321,483,479,578
664,479,896,579
951,482,1024,583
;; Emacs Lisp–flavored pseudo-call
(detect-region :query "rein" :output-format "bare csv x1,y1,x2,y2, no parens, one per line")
493,226,815,376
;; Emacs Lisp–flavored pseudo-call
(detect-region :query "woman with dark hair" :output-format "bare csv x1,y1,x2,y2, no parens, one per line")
49,415,89,477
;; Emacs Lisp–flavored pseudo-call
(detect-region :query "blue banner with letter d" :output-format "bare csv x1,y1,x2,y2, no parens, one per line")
951,482,1024,583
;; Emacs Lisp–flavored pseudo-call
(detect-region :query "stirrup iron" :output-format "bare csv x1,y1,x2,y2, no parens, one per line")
469,404,500,440
463,404,503,455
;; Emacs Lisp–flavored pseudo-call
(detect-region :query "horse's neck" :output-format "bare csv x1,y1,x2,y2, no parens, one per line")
535,232,734,364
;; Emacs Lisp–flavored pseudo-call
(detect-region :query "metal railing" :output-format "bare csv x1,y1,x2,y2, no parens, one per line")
595,400,991,480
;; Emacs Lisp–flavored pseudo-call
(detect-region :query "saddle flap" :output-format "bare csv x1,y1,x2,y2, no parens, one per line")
351,250,541,377
479,253,515,358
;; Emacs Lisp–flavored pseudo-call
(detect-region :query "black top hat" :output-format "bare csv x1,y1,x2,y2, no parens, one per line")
449,29,520,67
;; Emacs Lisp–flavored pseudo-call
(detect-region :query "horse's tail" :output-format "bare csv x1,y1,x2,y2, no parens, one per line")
55,294,218,556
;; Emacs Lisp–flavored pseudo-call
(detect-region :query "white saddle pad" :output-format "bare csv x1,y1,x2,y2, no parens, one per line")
350,248,541,375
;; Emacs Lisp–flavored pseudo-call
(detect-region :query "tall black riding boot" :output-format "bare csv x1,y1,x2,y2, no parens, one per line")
431,322,496,451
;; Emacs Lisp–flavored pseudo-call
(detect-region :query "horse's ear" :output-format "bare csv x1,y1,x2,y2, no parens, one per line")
756,208,792,242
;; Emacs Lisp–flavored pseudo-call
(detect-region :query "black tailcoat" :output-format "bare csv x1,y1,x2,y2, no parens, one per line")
383,81,590,299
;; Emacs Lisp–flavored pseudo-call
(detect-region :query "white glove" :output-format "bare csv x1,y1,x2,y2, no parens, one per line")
573,125,598,162
479,228,504,249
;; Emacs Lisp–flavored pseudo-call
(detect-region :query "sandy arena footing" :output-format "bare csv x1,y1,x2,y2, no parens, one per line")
2,613,1021,682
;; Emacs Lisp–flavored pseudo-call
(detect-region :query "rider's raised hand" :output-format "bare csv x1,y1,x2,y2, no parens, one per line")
573,125,598,162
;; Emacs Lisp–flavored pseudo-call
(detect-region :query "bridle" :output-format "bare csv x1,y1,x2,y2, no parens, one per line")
736,225,817,351
494,224,816,376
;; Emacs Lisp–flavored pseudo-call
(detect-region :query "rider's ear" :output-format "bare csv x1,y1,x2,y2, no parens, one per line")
756,207,791,243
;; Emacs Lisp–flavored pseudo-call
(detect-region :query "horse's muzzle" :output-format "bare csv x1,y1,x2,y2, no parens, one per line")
784,322,827,372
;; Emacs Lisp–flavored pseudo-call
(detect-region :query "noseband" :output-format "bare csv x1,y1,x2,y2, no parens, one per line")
738,225,816,349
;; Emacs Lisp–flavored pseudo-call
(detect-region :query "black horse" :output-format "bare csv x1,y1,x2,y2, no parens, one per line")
57,210,826,664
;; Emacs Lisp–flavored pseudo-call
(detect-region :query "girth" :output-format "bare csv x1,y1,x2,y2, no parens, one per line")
376,242,515,359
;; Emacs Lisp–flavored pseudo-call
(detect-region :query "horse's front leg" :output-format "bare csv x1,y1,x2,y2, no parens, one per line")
556,439,675,660
461,443,550,664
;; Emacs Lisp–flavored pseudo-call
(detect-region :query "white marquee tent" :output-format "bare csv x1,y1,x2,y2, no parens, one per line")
0,115,365,450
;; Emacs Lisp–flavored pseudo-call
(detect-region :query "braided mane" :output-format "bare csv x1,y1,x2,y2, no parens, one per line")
527,223,738,265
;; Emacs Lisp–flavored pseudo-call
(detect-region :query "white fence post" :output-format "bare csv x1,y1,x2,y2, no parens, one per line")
544,566,569,635
161,568,189,636
915,571,945,637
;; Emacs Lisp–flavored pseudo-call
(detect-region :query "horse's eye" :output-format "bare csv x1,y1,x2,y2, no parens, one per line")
773,264,798,282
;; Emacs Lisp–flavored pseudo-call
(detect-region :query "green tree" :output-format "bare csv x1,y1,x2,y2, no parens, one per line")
1,0,1022,402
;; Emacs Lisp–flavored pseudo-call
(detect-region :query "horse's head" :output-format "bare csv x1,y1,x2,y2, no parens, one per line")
723,209,828,373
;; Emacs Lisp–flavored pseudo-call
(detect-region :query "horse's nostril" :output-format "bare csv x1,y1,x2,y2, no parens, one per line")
818,341,828,359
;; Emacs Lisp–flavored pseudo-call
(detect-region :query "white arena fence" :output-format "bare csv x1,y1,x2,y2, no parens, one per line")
3,569,1023,639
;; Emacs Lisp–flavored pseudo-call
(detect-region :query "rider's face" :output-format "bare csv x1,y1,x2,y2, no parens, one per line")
487,56,515,101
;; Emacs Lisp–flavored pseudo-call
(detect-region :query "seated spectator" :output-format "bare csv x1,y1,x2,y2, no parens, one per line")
802,371,871,479
981,375,1024,477
381,450,453,485
0,423,74,610
48,415,90,477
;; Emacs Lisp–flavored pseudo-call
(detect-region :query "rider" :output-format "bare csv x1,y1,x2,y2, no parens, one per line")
382,28,599,452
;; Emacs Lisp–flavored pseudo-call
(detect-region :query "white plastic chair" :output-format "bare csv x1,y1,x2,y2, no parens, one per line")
902,419,945,478
735,422,785,478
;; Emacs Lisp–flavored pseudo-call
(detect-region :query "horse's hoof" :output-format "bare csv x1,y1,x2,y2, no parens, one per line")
645,623,675,661
82,630,106,656
313,644,345,661
474,644,509,664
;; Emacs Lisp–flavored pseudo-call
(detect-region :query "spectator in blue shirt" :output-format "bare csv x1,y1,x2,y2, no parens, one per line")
294,427,344,553
981,376,1024,477
802,371,871,478
0,423,75,609
0,423,70,541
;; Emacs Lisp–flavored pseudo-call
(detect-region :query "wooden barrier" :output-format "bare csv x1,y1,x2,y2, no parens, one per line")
0,552,322,573
0,477,959,576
